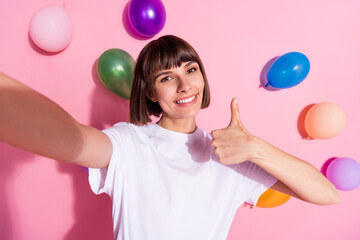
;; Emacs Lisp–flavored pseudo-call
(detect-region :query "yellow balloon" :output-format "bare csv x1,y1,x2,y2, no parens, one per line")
304,102,346,139
256,188,291,208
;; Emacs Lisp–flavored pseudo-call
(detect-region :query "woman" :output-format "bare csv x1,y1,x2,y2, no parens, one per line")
0,35,338,240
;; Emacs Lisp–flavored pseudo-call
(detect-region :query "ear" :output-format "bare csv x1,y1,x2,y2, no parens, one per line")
146,90,157,102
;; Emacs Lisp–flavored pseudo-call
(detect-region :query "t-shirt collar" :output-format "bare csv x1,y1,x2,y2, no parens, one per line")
149,123,203,143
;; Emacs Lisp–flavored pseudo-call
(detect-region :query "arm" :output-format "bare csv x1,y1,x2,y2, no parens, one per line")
211,98,339,205
0,72,112,168
252,139,338,205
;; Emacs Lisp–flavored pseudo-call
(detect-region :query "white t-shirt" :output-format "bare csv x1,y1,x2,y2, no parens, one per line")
89,123,277,240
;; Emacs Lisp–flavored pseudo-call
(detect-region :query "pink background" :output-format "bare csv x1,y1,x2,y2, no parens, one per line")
1,0,359,239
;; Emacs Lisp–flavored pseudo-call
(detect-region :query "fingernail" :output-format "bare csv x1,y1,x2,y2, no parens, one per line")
234,98,238,104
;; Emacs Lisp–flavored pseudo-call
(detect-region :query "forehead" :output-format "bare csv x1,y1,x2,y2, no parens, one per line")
146,49,198,75
158,61,195,71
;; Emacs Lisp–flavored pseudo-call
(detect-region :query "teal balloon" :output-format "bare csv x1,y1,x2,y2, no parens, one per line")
97,49,135,99
266,52,310,89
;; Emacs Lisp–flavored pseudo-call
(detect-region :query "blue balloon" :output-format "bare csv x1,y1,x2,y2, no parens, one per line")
266,52,310,89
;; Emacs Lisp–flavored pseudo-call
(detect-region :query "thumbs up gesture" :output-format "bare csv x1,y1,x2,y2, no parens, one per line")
211,98,260,165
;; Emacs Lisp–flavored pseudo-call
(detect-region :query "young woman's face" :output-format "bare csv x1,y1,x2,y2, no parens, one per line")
149,61,205,120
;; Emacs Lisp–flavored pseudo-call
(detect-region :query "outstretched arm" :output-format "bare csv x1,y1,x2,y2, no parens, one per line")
0,72,112,168
211,98,339,205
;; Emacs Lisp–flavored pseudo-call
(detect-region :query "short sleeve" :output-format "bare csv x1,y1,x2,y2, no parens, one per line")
88,123,128,197
236,161,278,206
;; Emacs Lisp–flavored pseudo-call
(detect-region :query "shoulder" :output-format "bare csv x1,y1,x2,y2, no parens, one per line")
102,122,151,143
102,123,129,142
103,122,140,135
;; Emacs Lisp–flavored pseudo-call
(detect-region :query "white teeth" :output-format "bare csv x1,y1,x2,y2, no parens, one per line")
176,95,196,104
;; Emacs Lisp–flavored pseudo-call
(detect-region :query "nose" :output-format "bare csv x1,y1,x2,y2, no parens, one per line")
176,76,191,93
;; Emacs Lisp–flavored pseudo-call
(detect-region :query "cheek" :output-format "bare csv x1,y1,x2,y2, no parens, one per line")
197,78,205,94
154,86,173,104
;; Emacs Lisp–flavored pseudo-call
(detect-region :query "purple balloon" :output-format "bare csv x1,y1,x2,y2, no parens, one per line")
326,157,360,191
128,0,166,37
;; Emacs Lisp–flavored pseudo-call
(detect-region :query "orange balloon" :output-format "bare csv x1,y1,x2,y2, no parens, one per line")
256,188,291,208
304,102,346,139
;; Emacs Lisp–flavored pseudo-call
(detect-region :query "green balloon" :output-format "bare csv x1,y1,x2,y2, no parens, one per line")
97,48,135,99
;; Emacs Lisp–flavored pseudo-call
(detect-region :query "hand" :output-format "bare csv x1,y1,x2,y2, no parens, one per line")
211,98,261,165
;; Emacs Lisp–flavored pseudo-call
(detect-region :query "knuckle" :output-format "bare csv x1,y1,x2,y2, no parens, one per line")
211,139,219,147
214,148,222,158
218,157,229,165
211,130,217,138
215,149,230,165
220,158,231,165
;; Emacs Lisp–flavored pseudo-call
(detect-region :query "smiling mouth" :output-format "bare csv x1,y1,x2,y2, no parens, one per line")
175,95,196,104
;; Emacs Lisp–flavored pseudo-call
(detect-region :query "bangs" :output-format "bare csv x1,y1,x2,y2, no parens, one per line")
143,38,200,83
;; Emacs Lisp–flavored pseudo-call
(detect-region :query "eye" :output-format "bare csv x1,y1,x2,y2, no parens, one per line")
187,67,197,73
160,76,172,82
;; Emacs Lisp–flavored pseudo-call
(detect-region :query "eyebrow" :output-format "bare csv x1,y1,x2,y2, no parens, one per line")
153,61,195,80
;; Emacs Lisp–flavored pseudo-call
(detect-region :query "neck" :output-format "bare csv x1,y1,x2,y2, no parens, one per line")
156,116,197,134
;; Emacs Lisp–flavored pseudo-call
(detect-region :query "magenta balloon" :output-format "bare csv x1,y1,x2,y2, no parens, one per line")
326,157,360,191
128,0,166,37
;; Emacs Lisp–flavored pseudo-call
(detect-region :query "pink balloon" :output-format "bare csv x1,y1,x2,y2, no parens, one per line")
29,6,73,52
326,157,360,191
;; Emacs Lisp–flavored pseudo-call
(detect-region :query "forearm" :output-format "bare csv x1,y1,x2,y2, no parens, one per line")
251,137,339,205
0,72,85,162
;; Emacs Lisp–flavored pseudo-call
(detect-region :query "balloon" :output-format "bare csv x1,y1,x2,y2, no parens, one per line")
326,157,360,191
29,6,72,52
128,0,166,37
256,188,291,208
266,52,310,89
304,102,346,139
97,49,135,99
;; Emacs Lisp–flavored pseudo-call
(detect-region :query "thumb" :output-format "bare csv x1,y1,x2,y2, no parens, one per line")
228,98,241,128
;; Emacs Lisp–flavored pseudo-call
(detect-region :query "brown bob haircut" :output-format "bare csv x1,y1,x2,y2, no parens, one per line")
129,35,211,125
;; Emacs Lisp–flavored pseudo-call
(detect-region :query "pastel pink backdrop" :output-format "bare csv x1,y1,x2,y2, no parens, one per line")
0,0,359,239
